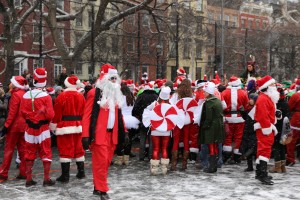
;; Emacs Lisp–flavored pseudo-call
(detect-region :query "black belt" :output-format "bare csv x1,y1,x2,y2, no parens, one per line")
106,128,113,133
224,111,240,115
26,119,49,129
293,110,300,112
62,115,82,121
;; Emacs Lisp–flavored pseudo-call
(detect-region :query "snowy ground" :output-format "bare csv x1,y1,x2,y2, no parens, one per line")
0,146,300,200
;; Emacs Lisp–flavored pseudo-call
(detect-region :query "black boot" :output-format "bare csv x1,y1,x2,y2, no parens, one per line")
93,189,111,200
244,156,253,172
257,160,274,185
204,155,217,173
256,163,273,180
76,162,86,179
56,162,70,183
189,152,197,163
222,151,232,164
228,154,241,164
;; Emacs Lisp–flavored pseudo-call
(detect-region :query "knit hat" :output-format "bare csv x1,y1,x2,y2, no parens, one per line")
228,76,242,87
256,76,275,91
46,87,55,95
203,82,215,95
164,81,174,91
33,68,47,88
159,86,171,100
249,93,258,102
64,76,81,88
247,79,256,91
55,86,63,93
10,76,29,90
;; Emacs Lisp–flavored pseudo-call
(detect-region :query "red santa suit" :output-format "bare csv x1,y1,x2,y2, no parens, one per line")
222,76,248,155
286,79,300,164
0,76,28,180
20,68,55,186
82,64,125,196
51,77,85,163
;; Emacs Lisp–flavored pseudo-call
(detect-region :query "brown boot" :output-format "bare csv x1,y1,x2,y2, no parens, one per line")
171,151,178,171
269,161,282,173
182,151,189,170
281,160,286,173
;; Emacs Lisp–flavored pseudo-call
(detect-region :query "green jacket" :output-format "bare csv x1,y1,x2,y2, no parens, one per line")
198,95,225,144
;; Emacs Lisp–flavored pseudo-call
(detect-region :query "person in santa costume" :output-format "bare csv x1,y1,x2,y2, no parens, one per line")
222,76,249,164
140,72,149,84
254,75,280,185
174,68,186,85
50,76,86,183
81,64,125,200
286,77,300,166
0,76,29,181
20,68,55,187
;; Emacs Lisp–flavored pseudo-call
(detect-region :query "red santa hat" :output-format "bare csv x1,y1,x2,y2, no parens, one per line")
46,87,55,94
10,76,29,90
228,76,242,87
210,79,220,86
296,77,300,87
176,76,185,85
203,82,215,95
256,75,275,91
33,68,47,88
177,68,186,76
159,86,171,100
64,76,81,88
99,63,118,80
143,83,154,90
155,79,163,89
203,74,207,81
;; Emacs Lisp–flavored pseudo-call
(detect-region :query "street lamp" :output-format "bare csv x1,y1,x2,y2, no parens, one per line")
156,44,162,79
89,0,97,81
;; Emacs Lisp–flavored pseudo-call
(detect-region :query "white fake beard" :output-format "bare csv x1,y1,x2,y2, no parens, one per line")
96,76,124,110
265,86,280,104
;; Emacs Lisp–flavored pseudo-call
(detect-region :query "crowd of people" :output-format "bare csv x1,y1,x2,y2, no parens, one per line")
0,62,299,199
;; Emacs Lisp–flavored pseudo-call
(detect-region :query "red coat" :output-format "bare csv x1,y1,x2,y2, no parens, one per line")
51,88,85,135
254,93,277,135
288,91,300,129
222,86,248,123
82,88,119,145
5,88,26,132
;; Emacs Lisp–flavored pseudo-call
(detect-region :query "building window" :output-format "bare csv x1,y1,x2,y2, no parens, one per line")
232,16,238,27
255,20,260,29
76,14,82,26
88,12,93,28
127,14,135,25
58,28,64,41
54,61,62,78
183,39,190,59
262,21,268,29
142,15,149,27
196,40,202,59
57,0,64,10
196,16,202,34
248,19,253,30
183,1,191,9
169,38,175,58
217,14,222,25
33,21,43,44
225,15,230,26
196,0,203,12
142,38,149,54
14,60,24,76
183,66,189,75
14,0,21,7
241,18,246,29
33,59,43,69
142,65,148,74
128,36,134,52
208,12,214,24
75,63,82,74
15,29,22,42
208,55,213,66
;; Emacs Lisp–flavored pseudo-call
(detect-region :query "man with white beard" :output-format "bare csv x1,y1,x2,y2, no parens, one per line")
254,76,280,185
82,64,125,200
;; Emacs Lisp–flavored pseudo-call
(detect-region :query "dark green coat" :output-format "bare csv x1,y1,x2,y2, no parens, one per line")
198,96,225,144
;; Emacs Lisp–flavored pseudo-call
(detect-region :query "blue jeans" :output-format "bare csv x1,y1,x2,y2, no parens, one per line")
200,143,223,168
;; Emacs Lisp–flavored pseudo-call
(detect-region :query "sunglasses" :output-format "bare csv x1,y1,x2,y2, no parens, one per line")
110,77,117,81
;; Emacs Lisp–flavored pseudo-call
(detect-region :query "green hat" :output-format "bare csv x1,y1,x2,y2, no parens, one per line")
282,80,292,89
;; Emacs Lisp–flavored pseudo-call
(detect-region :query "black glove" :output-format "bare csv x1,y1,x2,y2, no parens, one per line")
275,110,282,119
0,126,8,137
82,137,90,150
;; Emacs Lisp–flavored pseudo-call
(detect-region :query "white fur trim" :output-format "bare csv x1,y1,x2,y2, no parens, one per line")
49,123,57,131
34,70,47,78
190,148,199,153
75,156,85,162
11,77,28,90
59,158,71,163
228,79,241,87
25,130,51,144
64,77,78,89
225,117,245,123
108,68,118,75
259,78,275,91
55,126,82,135
255,155,269,164
223,145,232,152
222,101,227,110
231,87,238,114
160,158,170,165
291,126,300,130
42,158,52,162
48,90,55,95
33,81,46,88
64,88,78,92
254,122,278,135
23,89,48,99
233,149,241,155
150,159,160,165
151,130,171,136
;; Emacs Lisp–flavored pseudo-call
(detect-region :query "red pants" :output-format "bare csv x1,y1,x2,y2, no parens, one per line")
0,131,26,178
57,134,85,162
208,143,219,156
286,129,300,163
223,122,245,154
151,136,170,160
189,124,199,153
91,131,115,192
256,130,274,163
172,124,192,151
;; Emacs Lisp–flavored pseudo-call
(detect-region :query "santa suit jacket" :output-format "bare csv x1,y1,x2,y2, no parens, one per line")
288,91,300,130
4,88,26,132
222,86,249,123
254,93,277,135
50,88,85,135
82,88,120,146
